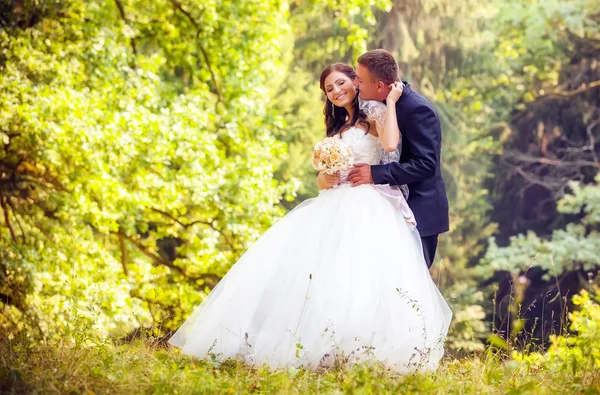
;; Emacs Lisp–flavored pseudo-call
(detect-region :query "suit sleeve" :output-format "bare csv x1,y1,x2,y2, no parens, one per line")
371,103,439,186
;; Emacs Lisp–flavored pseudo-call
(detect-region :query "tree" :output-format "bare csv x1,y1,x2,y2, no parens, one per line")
0,0,398,341
478,0,600,344
0,0,294,339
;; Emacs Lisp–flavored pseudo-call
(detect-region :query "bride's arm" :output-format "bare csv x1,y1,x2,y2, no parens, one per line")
375,82,403,152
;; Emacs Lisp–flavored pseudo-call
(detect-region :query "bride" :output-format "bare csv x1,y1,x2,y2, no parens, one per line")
169,63,452,372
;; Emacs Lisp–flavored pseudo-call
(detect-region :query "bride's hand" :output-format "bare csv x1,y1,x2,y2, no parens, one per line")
323,171,341,186
318,171,340,189
386,81,403,104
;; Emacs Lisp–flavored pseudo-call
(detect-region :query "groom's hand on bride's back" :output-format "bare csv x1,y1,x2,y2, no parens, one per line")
348,163,373,187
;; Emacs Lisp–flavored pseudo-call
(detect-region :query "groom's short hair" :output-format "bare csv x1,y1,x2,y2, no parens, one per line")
357,50,399,85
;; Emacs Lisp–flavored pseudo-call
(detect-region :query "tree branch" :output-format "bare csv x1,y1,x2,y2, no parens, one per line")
505,151,600,168
5,197,25,244
168,0,222,103
537,79,600,99
586,120,599,163
123,233,183,272
0,291,14,306
150,207,238,252
120,232,220,288
114,0,138,55
1,196,17,242
150,207,195,228
118,229,129,277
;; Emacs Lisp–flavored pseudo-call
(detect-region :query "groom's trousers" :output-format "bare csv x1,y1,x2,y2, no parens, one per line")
421,235,439,268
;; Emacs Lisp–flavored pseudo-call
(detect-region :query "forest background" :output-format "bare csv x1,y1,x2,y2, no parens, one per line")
1,0,599,393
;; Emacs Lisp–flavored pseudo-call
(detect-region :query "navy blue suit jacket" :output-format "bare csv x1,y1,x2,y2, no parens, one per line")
371,83,449,237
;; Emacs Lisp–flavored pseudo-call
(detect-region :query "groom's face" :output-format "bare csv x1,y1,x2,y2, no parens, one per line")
354,64,387,102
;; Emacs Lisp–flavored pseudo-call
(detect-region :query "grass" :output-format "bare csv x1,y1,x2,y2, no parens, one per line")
1,333,599,394
1,283,599,394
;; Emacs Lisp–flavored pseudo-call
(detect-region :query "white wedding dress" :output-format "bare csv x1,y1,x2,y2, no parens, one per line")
169,125,452,372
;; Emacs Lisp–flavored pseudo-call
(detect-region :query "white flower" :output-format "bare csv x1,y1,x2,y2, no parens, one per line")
312,137,354,174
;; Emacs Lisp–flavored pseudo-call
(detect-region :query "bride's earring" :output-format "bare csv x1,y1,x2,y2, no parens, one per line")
331,102,335,118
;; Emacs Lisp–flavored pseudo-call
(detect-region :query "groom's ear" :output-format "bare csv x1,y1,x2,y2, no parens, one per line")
376,81,386,91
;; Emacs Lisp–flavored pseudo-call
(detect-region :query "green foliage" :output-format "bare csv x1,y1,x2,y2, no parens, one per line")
441,0,599,127
514,287,600,376
270,68,324,206
444,282,487,354
482,177,600,279
0,0,400,343
0,0,294,339
426,0,600,348
291,0,392,74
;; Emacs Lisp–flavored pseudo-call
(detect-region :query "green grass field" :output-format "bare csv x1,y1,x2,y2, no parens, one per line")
2,334,599,394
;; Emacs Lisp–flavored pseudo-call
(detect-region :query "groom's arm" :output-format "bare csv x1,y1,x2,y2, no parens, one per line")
371,104,439,186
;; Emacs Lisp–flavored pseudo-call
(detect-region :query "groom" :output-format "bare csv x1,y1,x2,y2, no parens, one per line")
349,49,449,268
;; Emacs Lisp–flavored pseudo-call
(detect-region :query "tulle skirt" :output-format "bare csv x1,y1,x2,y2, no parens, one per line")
169,184,452,372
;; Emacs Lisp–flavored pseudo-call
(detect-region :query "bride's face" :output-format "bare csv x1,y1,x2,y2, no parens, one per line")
324,71,357,108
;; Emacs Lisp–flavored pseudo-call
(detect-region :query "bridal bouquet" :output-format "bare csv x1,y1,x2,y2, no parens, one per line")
312,137,354,175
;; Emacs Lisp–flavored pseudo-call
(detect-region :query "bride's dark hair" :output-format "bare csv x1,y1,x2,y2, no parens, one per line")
319,63,370,137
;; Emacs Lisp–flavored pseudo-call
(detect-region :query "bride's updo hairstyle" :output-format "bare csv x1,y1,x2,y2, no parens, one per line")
319,63,370,137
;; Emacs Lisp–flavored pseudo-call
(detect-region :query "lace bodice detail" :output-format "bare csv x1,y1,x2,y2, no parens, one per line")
334,127,380,183
335,127,381,166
